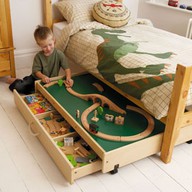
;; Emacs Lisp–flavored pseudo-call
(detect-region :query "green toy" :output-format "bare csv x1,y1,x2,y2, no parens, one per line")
58,79,63,87
88,153,97,161
66,154,77,167
97,106,103,116
80,162,89,167
56,141,64,147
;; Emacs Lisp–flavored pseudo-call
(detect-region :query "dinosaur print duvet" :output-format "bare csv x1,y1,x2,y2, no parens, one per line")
56,20,192,119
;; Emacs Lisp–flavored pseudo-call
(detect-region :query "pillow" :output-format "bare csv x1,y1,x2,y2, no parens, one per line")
92,0,131,27
55,0,100,23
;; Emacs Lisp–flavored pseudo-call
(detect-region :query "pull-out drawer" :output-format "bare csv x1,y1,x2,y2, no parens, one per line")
35,73,165,173
14,73,166,184
14,90,102,184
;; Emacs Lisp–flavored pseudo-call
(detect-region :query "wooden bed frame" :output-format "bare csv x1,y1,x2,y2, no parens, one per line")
43,0,192,164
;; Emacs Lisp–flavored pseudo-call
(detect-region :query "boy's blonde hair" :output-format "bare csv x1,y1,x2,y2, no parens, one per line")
34,25,53,42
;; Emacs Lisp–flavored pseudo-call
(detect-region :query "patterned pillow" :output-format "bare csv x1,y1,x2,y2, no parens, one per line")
55,0,100,23
92,0,131,27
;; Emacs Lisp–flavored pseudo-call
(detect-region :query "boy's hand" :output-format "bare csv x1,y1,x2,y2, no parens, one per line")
42,76,51,84
65,78,74,88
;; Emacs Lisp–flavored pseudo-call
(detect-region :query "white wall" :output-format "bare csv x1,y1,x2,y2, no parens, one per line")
124,0,139,18
10,0,43,69
138,0,192,37
10,0,138,70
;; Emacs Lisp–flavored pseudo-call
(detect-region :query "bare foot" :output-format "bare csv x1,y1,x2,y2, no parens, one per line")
6,77,17,84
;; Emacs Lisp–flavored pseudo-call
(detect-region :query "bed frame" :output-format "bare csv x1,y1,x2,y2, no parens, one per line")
43,0,192,164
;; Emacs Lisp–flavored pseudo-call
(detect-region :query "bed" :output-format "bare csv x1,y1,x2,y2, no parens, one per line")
43,0,192,164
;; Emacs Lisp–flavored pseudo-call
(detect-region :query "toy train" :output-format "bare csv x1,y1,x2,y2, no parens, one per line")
89,123,99,134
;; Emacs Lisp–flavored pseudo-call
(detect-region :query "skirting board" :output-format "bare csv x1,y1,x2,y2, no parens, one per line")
14,48,39,69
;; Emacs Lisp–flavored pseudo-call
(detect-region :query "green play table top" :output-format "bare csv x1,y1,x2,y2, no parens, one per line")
44,73,165,152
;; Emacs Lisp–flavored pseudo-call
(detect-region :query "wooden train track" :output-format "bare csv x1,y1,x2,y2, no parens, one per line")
66,85,154,142
44,80,154,141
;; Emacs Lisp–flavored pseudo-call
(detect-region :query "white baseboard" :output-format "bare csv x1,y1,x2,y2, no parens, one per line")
14,48,39,69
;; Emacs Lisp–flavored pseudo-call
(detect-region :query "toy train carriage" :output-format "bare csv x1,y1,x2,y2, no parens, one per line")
89,123,99,134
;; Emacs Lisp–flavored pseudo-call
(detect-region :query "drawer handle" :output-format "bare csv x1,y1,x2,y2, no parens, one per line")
29,122,39,136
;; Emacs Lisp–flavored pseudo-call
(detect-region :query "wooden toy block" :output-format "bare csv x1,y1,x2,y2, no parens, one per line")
59,127,68,135
64,137,74,146
60,146,74,155
114,115,124,125
74,142,91,157
53,120,62,132
47,120,57,133
105,114,114,122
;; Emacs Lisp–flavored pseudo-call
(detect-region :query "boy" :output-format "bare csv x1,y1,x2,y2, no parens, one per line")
7,25,73,94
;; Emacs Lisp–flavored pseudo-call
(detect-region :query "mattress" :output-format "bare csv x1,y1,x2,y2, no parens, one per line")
53,21,85,74
53,21,66,40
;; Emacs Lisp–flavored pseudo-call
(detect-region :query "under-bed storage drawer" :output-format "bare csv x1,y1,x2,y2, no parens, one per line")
13,90,102,184
14,73,166,183
35,74,165,174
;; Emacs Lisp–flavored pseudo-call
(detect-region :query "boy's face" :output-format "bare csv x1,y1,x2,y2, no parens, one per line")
37,35,55,56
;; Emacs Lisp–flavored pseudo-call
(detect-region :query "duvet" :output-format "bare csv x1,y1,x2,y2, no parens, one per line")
56,20,192,119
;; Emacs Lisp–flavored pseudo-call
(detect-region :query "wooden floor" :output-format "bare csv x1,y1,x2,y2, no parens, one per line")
1,68,192,192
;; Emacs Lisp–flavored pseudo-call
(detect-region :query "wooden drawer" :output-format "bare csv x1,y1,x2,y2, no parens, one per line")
14,73,166,184
34,74,165,174
14,90,102,184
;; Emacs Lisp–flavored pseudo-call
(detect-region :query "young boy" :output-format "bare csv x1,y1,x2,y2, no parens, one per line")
7,25,73,94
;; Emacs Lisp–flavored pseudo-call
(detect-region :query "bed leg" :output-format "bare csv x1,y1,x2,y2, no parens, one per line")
44,0,53,28
160,65,192,163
